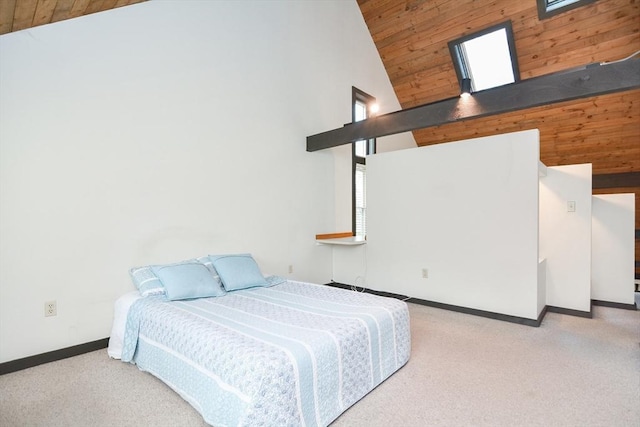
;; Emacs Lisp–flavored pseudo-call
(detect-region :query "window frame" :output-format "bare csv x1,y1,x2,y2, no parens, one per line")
448,21,521,93
351,87,376,237
537,0,597,20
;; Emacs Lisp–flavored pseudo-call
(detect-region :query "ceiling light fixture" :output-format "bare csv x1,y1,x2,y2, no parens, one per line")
460,78,472,97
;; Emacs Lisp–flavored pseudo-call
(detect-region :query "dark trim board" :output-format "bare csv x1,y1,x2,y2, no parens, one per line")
325,283,639,326
325,281,409,300
307,58,640,151
592,300,637,310
547,305,592,318
325,282,543,326
407,297,545,327
0,338,109,375
2,293,635,376
592,172,640,189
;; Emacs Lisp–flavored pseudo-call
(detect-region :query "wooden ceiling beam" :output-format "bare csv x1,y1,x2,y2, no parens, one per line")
306,58,640,152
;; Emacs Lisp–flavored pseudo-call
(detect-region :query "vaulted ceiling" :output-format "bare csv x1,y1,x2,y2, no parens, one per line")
0,0,146,35
357,0,639,175
3,0,639,267
358,0,639,273
2,0,638,176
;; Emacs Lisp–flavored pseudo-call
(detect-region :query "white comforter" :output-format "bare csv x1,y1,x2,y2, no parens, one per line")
116,281,411,426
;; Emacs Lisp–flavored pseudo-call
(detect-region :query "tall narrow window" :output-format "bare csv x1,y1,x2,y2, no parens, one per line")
352,87,376,237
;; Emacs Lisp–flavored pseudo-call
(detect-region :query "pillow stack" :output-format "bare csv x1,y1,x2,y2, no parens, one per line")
129,254,284,301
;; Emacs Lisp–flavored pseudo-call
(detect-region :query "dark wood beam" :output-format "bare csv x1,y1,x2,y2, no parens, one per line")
592,172,640,189
306,58,640,152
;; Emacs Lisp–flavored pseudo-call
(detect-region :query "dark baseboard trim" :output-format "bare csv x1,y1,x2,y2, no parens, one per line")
326,281,410,300
546,305,592,318
0,338,109,376
537,305,548,325
407,297,543,327
592,299,637,310
326,283,639,325
326,282,542,327
7,293,632,377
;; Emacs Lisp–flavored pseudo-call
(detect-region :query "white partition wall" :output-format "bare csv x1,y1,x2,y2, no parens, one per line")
592,194,636,305
539,164,593,313
365,130,542,320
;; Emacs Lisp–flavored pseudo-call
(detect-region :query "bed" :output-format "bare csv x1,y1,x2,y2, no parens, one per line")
108,255,410,427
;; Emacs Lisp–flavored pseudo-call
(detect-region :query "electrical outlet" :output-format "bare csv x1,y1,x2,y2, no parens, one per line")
45,301,57,317
422,268,428,279
288,265,293,274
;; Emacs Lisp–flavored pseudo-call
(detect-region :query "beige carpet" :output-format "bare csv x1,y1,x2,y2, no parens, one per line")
1,301,638,427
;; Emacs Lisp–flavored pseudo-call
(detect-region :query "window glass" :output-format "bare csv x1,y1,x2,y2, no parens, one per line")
458,28,515,92
354,100,368,157
448,21,520,93
538,0,597,19
352,87,376,237
355,140,367,158
355,164,366,237
354,101,367,122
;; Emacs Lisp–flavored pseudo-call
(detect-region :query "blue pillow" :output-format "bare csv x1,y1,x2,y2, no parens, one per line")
152,262,226,301
211,254,269,291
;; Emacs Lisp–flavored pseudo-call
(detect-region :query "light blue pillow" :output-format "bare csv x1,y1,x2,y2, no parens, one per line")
211,254,269,291
129,266,165,297
152,262,226,301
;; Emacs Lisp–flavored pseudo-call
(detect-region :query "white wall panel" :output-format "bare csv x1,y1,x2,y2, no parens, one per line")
591,194,635,304
362,130,541,319
539,164,592,312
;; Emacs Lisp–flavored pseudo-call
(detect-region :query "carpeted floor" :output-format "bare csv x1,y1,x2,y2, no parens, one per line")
1,300,638,427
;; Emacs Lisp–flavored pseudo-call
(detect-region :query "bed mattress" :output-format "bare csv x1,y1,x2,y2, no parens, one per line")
116,280,410,426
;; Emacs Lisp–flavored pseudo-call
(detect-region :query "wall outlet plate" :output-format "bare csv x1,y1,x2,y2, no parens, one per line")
45,301,57,317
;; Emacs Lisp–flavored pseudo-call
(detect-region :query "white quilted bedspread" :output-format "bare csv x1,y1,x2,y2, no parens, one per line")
121,281,410,426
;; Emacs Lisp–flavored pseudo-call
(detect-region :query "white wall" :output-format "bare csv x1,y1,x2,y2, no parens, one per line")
0,0,404,363
539,164,592,312
330,134,416,236
362,130,542,320
592,194,636,304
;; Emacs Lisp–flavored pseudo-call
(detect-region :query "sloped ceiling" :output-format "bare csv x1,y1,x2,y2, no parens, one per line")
358,0,640,274
0,0,147,35
356,0,639,176
1,0,638,176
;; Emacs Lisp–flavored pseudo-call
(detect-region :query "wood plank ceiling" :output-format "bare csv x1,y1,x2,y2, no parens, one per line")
0,0,147,35
358,0,640,174
357,0,639,176
359,0,640,275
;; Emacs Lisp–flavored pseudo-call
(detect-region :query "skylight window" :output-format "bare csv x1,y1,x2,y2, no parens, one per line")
537,0,597,20
448,21,520,93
